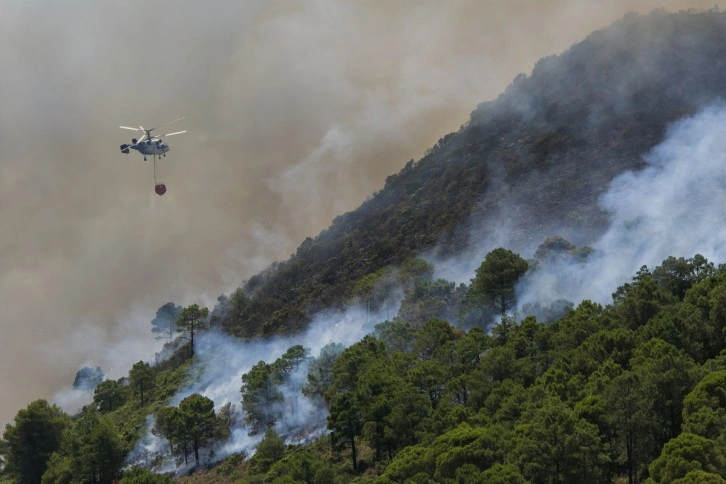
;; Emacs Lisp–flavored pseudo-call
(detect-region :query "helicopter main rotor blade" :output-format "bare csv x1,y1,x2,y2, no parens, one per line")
162,130,187,137
148,117,185,131
120,125,141,131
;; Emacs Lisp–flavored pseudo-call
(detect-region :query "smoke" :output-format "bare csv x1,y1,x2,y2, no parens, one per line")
129,94,726,470
0,0,715,428
516,103,726,308
127,298,395,471
432,103,726,318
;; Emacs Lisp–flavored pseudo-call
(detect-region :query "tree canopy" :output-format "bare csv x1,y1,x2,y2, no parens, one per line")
2,400,69,484
469,248,529,317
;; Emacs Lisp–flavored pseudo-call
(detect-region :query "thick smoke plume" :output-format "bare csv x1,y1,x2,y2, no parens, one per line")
517,103,726,308
127,301,393,471
0,0,715,428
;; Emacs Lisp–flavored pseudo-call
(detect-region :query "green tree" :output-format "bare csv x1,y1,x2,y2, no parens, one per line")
382,422,510,482
431,423,507,481
469,248,528,317
327,336,386,394
2,400,69,484
240,360,282,432
652,254,716,300
351,266,399,316
175,304,209,358
374,319,416,354
327,391,363,471
178,393,218,467
119,466,173,483
270,344,307,376
410,358,448,410
250,428,286,474
39,452,72,484
408,319,460,409
304,342,345,399
156,393,222,467
572,328,638,376
41,411,124,484
129,361,154,405
447,328,490,406
357,359,427,461
93,379,126,412
604,370,653,484
480,463,527,483
549,300,605,352
72,413,124,484
240,345,309,433
648,433,723,483
573,393,617,478
412,318,458,360
150,302,183,342
612,266,676,329
682,370,726,440
671,469,726,483
325,336,386,470
379,444,431,482
266,448,342,484
629,339,699,445
155,406,190,464
397,279,464,328
512,396,606,483
224,288,250,328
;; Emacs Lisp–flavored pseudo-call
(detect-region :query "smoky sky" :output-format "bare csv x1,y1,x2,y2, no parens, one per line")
0,0,714,427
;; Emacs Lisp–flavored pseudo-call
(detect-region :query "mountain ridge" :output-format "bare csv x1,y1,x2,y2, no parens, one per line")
218,8,726,338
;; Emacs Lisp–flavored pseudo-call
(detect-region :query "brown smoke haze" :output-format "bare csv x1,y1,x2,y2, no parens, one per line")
0,0,713,426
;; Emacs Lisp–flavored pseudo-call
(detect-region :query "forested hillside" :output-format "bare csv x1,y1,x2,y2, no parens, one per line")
200,255,725,483
3,8,726,484
3,252,725,482
217,8,726,338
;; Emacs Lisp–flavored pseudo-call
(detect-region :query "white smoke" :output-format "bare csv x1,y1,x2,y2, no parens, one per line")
518,102,726,307
126,99,726,475
48,307,168,416
127,298,399,472
51,387,94,416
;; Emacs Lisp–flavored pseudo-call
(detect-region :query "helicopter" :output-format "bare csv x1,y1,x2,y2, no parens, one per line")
119,117,187,195
119,117,187,161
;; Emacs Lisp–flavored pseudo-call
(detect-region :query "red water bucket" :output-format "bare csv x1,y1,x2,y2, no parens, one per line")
155,183,167,196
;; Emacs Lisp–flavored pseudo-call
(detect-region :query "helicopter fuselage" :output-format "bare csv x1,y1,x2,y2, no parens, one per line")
130,139,169,156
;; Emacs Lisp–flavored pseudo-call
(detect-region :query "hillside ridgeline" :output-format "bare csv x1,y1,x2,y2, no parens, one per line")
219,9,726,338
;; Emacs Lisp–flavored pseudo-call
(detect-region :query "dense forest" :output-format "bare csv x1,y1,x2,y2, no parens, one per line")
2,251,725,483
3,8,726,484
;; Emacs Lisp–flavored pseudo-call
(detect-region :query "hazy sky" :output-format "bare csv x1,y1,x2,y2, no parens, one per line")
0,0,714,427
